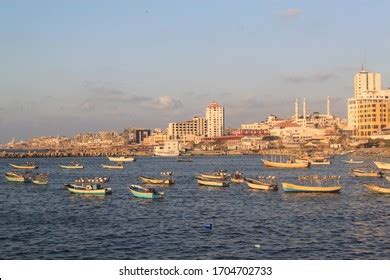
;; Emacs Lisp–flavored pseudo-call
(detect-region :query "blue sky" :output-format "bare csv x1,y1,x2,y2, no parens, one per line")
1,0,390,142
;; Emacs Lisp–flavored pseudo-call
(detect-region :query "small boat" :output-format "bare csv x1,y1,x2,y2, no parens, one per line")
245,177,278,191
262,159,310,168
195,176,229,187
32,174,48,185
364,184,390,194
107,156,135,162
4,172,31,183
101,164,124,170
198,171,227,180
65,183,112,195
295,159,331,165
177,157,193,162
231,171,245,184
139,176,174,185
282,182,342,192
374,161,390,171
352,169,383,178
129,184,164,199
9,163,38,170
60,163,84,169
342,159,364,164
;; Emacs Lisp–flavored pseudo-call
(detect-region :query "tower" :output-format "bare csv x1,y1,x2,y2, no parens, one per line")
303,98,307,119
294,98,299,120
326,96,331,117
205,102,225,138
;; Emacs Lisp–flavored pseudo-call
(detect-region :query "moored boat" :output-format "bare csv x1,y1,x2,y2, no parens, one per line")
262,159,310,169
60,163,84,169
32,174,48,185
177,157,193,162
282,182,342,192
374,161,390,171
342,159,364,164
101,164,124,169
9,163,38,170
4,172,31,183
65,183,112,195
295,159,331,165
364,184,390,194
139,176,174,185
129,184,164,199
231,171,245,184
107,156,135,162
352,169,383,178
245,177,278,191
195,176,229,187
198,171,227,180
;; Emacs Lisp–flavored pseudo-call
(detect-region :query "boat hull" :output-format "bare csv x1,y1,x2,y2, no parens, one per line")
342,160,364,164
198,173,226,180
352,169,382,177
374,161,390,170
139,176,173,185
66,186,112,195
107,157,135,162
129,189,164,199
5,173,30,183
32,180,48,185
262,159,310,168
60,165,84,169
231,178,245,184
282,182,342,192
9,164,38,170
364,184,390,194
245,180,275,191
101,164,124,169
196,177,229,187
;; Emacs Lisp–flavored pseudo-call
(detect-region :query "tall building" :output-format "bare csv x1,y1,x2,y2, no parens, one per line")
123,128,151,144
205,101,225,138
168,116,207,140
348,69,390,137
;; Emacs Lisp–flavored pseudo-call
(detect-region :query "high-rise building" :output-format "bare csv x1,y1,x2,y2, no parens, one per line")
168,116,207,140
348,69,390,137
205,101,225,138
123,128,151,144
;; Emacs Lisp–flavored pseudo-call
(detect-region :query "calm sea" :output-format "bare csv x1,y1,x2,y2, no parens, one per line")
0,155,389,259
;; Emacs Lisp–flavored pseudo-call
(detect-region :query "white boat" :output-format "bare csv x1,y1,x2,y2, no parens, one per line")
342,159,364,164
107,156,135,162
101,164,124,169
153,141,180,157
374,161,390,171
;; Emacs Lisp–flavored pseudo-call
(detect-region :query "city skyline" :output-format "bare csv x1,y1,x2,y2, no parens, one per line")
1,1,390,142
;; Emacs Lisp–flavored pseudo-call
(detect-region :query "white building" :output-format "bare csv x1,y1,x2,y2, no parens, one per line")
168,116,207,140
205,101,224,138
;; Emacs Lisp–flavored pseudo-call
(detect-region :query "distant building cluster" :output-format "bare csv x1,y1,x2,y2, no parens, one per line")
3,68,389,152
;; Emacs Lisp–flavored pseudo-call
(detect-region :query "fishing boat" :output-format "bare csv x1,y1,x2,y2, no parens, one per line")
295,159,331,165
129,184,164,199
4,172,31,183
282,182,342,192
245,177,278,191
342,159,364,164
364,184,390,194
139,176,174,185
261,159,310,168
231,171,245,184
107,156,136,162
352,169,383,178
177,157,193,162
60,163,84,169
195,176,229,187
32,174,48,185
101,164,124,169
198,171,228,180
65,183,112,195
374,161,390,171
9,163,38,170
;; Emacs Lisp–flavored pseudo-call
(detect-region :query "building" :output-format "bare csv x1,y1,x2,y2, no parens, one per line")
167,116,207,140
348,69,390,137
205,101,224,138
123,128,151,144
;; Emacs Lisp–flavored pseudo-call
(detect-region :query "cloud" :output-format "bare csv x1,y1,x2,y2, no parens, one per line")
278,8,303,18
281,72,338,83
148,96,183,110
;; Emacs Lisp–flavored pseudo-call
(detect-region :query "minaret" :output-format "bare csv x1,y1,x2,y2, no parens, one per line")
294,98,299,120
303,98,307,119
326,96,331,117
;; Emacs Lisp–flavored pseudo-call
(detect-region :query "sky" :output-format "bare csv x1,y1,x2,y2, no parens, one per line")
1,0,390,143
